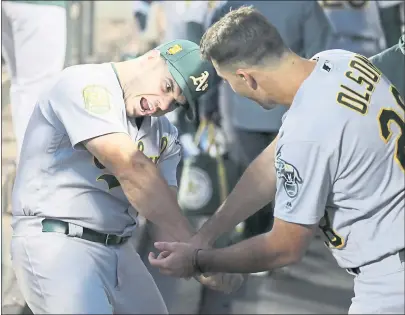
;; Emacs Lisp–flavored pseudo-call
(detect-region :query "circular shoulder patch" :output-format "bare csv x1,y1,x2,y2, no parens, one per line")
82,85,111,114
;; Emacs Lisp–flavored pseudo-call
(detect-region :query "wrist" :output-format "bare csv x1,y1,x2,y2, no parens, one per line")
190,234,212,249
192,248,205,274
175,227,196,242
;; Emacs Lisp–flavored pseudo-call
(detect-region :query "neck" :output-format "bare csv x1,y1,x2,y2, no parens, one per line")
260,53,316,106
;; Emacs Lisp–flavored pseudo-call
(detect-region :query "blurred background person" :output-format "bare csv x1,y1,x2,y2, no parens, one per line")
318,0,404,57
377,1,404,46
133,0,153,32
183,1,227,45
120,1,154,60
370,34,405,98
1,0,67,163
201,1,332,247
2,1,67,314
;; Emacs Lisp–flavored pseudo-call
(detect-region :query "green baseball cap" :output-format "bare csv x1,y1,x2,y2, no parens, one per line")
157,39,218,120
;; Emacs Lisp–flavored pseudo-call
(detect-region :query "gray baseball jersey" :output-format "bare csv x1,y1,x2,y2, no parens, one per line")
11,63,182,236
319,0,403,57
274,50,404,268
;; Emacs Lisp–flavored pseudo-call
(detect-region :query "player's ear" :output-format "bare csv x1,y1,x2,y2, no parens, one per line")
236,69,257,90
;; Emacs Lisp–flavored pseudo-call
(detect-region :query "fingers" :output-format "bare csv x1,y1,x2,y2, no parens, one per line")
196,273,245,294
154,241,176,251
148,252,168,268
157,251,171,259
149,243,174,267
148,250,170,263
147,252,173,275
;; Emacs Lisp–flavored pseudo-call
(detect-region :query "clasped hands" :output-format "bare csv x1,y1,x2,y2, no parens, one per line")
148,236,244,294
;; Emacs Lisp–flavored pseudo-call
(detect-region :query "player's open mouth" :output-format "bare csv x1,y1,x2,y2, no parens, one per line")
140,97,153,113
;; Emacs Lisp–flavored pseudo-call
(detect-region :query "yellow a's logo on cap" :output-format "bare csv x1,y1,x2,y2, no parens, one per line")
190,71,209,92
167,44,183,55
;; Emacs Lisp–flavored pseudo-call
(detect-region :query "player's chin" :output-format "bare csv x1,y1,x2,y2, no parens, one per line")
128,106,142,118
151,109,168,117
135,108,154,117
262,102,278,110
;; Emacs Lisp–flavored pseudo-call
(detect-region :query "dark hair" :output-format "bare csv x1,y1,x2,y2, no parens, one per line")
200,6,289,69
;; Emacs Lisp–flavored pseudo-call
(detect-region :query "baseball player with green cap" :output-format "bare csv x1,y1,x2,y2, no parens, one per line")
10,39,242,314
157,39,220,120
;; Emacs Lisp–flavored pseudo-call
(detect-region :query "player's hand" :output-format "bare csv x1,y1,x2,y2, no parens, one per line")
194,273,244,294
148,242,244,294
148,241,196,278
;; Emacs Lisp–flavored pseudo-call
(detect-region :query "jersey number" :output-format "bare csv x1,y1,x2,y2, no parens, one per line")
319,211,344,249
378,86,405,172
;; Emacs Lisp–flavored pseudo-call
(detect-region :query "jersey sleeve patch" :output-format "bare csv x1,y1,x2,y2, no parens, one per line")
273,141,333,225
275,146,303,198
83,85,111,115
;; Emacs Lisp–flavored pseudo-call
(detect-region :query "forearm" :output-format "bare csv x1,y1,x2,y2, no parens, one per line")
194,138,279,246
119,151,195,242
197,233,295,274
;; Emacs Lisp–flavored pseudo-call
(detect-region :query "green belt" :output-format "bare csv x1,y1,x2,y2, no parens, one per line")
41,219,129,246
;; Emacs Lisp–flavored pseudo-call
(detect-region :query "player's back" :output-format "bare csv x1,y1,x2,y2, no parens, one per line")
281,49,404,267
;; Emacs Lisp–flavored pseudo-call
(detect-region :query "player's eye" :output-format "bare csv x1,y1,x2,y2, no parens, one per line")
166,81,173,93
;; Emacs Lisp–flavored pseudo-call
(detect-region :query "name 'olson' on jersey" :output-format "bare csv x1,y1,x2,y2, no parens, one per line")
281,50,404,269
336,53,404,172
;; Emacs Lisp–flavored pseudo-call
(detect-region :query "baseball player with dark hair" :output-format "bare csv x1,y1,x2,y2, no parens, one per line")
149,7,405,314
199,0,333,245
10,39,242,314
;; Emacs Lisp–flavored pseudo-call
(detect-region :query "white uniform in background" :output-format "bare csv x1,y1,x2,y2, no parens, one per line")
1,0,67,162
